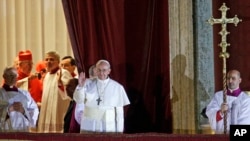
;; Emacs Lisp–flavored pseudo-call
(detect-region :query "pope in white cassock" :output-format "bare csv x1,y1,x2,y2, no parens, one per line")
74,59,130,133
0,67,39,132
206,70,250,134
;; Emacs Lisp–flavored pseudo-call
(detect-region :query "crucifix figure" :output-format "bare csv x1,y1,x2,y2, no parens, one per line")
207,3,242,134
96,97,102,105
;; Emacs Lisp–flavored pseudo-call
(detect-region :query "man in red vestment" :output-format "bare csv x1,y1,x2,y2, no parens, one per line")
16,50,43,108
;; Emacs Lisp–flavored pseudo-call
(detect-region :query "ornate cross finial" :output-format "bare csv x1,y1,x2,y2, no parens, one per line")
208,3,242,57
207,3,242,134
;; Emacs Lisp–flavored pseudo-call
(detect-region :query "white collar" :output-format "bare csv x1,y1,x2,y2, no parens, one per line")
228,87,240,92
97,77,110,84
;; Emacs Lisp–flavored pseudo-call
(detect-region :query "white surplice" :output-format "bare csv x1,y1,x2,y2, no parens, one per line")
74,78,130,133
206,91,250,134
16,77,29,91
0,88,39,132
37,68,72,133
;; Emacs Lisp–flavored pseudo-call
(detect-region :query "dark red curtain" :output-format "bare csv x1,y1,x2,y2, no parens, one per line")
61,0,171,133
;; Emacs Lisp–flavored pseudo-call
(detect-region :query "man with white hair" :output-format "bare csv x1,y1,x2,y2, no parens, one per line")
74,59,130,133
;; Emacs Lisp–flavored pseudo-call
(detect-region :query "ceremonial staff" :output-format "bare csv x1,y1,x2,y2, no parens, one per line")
207,3,241,134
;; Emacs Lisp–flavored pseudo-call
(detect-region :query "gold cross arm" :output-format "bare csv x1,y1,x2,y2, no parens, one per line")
207,3,242,26
208,16,241,26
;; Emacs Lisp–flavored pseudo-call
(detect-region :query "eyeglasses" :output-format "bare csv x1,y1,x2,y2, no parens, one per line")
97,69,109,73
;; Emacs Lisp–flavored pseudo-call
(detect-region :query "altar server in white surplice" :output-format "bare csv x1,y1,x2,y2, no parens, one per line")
0,67,39,132
37,51,72,133
74,59,130,133
206,70,250,134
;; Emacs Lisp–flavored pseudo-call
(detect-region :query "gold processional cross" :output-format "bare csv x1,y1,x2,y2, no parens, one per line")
207,3,242,134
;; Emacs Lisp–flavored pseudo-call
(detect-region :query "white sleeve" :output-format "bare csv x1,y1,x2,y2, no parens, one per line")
74,103,84,124
73,85,86,104
206,93,225,133
24,91,39,127
59,69,73,100
237,96,250,124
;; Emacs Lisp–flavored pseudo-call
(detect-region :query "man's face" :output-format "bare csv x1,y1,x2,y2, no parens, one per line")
60,58,75,74
96,62,111,80
45,55,59,72
19,60,33,75
227,71,241,90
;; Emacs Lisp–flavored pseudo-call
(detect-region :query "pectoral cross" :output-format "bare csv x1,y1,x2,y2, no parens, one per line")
96,97,102,105
207,2,242,134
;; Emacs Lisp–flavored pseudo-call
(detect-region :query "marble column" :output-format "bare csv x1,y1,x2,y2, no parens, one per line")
193,0,214,134
169,0,214,134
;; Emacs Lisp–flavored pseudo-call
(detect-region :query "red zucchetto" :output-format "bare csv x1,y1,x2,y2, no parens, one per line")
35,60,46,72
18,50,32,61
